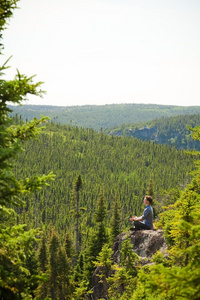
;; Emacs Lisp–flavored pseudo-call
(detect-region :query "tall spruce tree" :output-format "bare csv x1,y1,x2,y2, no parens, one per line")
49,231,59,300
38,233,48,273
74,174,83,253
110,197,121,242
57,247,72,300
36,233,48,299
95,187,107,252
65,230,74,260
84,188,108,283
94,187,107,224
146,178,154,197
0,1,53,298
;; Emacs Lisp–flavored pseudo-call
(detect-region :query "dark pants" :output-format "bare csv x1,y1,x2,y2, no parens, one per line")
134,221,150,230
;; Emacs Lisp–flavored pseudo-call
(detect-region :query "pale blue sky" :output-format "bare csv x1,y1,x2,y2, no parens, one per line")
3,0,200,106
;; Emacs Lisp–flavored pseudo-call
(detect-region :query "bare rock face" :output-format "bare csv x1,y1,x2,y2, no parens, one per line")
130,229,167,258
91,229,167,299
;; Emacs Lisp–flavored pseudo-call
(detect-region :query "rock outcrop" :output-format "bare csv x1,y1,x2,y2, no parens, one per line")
113,229,167,265
92,229,167,300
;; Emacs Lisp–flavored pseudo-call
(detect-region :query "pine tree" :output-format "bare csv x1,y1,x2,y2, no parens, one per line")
84,188,108,283
49,231,59,300
0,1,53,298
107,239,139,299
36,233,48,299
74,253,84,283
74,175,83,253
65,230,74,260
94,187,107,224
95,187,108,253
38,233,48,272
146,178,154,197
110,197,121,242
57,247,72,300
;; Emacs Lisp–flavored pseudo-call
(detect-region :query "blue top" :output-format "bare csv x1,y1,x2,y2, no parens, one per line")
142,205,154,229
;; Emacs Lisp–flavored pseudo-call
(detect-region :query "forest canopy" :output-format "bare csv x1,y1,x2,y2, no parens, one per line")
9,103,200,130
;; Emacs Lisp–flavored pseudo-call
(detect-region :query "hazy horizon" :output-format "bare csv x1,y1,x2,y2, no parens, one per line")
10,102,200,108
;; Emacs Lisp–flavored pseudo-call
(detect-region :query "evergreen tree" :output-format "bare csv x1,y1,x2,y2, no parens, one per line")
94,187,107,224
94,243,113,277
74,174,83,253
73,253,84,283
36,233,48,299
95,187,108,252
64,230,74,260
107,239,139,299
38,233,48,272
49,231,59,300
146,178,154,197
0,1,53,298
110,197,121,242
84,188,108,283
57,247,72,300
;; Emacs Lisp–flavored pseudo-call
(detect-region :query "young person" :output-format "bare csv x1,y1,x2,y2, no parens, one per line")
130,195,153,230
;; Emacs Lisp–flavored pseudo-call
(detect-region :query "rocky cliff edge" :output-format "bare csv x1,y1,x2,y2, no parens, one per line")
92,229,167,299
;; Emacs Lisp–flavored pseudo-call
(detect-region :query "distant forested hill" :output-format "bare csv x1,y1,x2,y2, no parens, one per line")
9,103,200,130
15,122,195,236
108,114,200,150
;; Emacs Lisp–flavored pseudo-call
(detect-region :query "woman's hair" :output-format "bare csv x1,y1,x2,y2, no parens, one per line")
145,195,153,204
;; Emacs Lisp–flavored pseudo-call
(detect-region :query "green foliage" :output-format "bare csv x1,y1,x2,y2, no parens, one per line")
0,224,41,299
73,175,83,253
0,1,53,298
94,243,113,271
36,229,73,299
9,103,200,131
108,266,137,300
130,126,200,300
151,251,170,267
38,233,48,272
64,230,74,259
110,197,121,242
95,187,107,223
74,174,82,192
72,279,91,300
83,189,108,284
57,247,71,300
120,239,139,276
146,178,154,197
188,125,200,142
109,240,138,298
14,121,195,236
0,1,19,51
110,114,200,150
73,254,84,283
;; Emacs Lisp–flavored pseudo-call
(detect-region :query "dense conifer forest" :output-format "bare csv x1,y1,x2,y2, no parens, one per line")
1,1,200,299
9,103,200,130
14,120,195,232
14,121,194,228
